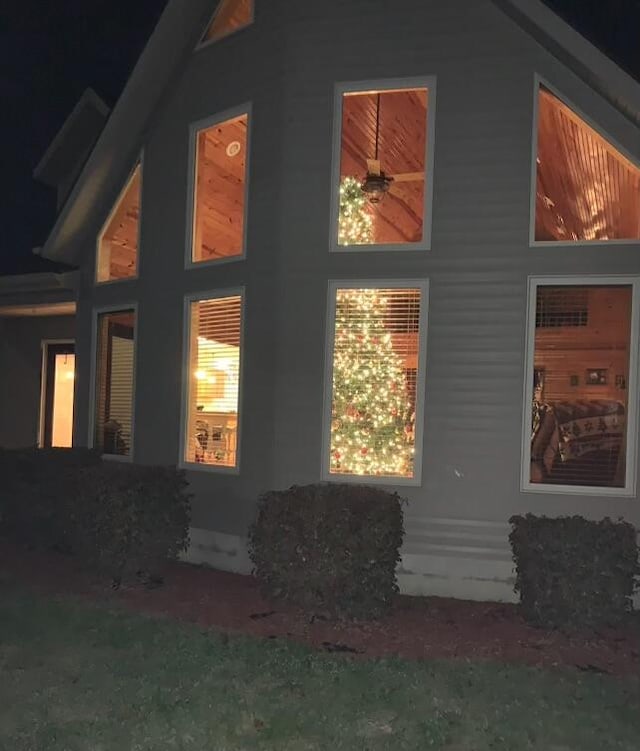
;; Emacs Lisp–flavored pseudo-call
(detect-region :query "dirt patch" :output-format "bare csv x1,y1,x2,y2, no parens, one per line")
1,541,638,676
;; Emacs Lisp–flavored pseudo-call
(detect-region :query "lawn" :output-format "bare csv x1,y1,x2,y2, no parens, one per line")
0,587,638,750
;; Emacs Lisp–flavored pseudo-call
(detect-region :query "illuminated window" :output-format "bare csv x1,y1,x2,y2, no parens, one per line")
334,82,433,249
184,293,243,469
93,309,136,456
190,111,249,264
324,283,428,481
526,279,638,492
96,164,141,282
534,84,640,242
201,0,253,45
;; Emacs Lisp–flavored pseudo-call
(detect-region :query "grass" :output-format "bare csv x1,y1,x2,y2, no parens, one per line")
0,587,638,750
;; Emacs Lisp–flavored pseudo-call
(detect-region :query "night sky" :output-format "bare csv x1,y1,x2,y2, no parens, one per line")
2,0,639,273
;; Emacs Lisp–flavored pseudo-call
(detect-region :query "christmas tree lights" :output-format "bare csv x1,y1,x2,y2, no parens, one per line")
338,176,374,245
330,288,415,477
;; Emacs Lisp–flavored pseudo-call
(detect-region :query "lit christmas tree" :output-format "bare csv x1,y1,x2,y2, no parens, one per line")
330,289,415,477
338,176,373,245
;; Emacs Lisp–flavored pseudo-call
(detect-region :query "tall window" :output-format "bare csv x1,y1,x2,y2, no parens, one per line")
333,81,433,249
201,0,253,45
184,293,243,469
96,164,141,282
190,111,249,264
534,83,640,243
526,279,638,492
324,283,427,482
93,309,136,457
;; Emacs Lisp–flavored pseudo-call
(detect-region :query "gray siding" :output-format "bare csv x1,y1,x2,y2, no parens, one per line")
0,315,75,449
71,0,640,561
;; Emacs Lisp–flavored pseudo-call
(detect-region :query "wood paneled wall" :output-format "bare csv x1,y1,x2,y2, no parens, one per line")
535,286,632,404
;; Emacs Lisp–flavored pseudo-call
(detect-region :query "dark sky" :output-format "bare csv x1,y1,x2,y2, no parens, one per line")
2,0,639,273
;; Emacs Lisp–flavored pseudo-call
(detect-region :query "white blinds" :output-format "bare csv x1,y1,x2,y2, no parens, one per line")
186,295,242,467
530,284,631,488
329,287,423,479
94,310,135,456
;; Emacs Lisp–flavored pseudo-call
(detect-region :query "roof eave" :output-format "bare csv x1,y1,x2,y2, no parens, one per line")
0,271,79,295
495,0,640,126
33,88,110,185
40,0,212,264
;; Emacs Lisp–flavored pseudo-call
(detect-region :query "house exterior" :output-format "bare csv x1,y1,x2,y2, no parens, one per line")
3,0,640,602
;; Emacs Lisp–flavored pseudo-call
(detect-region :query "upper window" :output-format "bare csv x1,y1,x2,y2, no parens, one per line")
332,80,435,251
96,164,141,283
92,308,136,458
190,110,249,265
201,0,253,46
524,278,639,495
323,281,428,484
534,83,640,243
182,292,243,470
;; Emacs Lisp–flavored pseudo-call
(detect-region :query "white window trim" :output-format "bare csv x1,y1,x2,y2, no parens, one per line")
520,275,640,497
185,104,252,270
321,278,430,486
179,286,245,475
95,153,144,285
87,302,139,462
529,74,640,248
195,0,255,52
37,339,75,448
328,76,437,254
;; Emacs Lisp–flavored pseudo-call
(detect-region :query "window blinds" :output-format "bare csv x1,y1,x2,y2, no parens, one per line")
186,295,242,467
94,310,135,456
530,284,631,488
329,287,423,479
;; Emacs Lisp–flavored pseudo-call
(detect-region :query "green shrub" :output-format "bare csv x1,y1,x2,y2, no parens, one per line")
73,463,191,583
0,447,101,549
248,483,405,620
509,514,639,630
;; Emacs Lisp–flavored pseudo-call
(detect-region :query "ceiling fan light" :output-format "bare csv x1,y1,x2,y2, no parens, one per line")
361,173,392,203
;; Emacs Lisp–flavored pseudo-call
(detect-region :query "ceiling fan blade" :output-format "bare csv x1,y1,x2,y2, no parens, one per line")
391,172,424,183
366,158,381,176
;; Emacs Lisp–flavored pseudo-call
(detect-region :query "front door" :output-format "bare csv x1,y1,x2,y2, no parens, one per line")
41,342,75,448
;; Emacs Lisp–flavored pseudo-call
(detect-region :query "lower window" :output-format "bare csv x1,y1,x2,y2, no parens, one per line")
324,282,428,482
184,292,243,469
93,309,136,456
526,279,637,491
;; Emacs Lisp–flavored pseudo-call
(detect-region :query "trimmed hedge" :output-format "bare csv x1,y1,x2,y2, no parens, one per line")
0,447,101,550
509,514,639,630
0,448,191,585
248,483,405,620
73,463,191,583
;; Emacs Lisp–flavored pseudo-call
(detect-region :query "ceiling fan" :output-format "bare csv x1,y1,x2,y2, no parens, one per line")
361,93,424,203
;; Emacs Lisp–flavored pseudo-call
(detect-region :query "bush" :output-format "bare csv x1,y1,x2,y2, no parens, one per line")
73,463,191,583
0,447,101,549
248,483,405,620
509,514,639,630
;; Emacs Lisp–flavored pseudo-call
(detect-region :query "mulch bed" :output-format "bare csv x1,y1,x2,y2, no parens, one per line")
1,541,638,676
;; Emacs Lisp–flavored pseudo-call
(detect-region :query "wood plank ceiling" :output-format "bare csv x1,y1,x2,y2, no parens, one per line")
194,115,247,262
536,87,640,242
340,89,428,244
98,165,140,281
204,0,253,43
